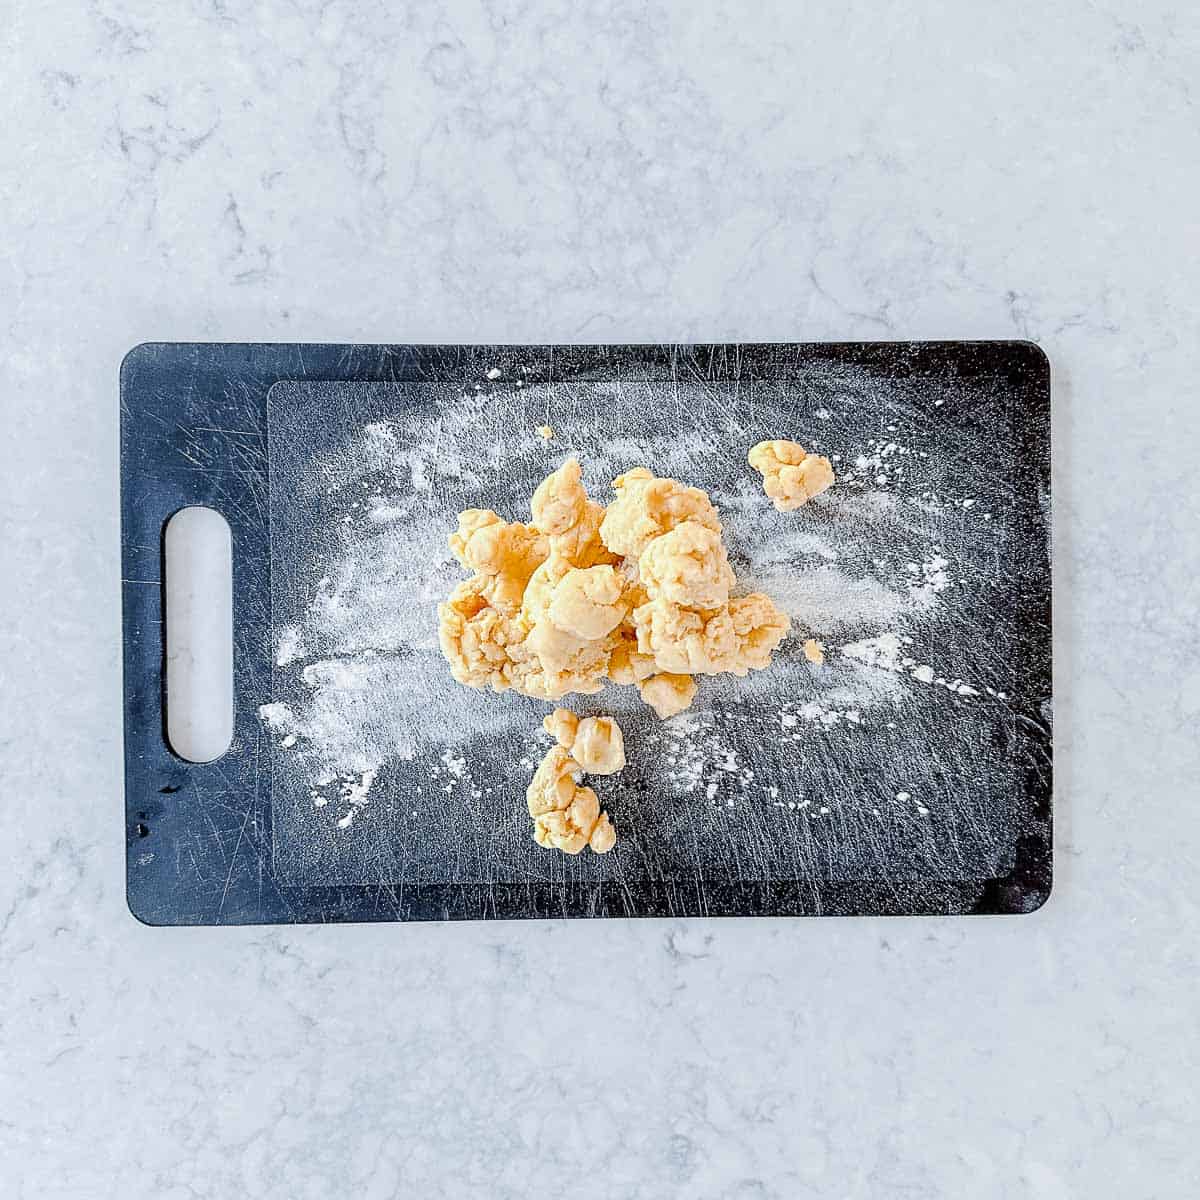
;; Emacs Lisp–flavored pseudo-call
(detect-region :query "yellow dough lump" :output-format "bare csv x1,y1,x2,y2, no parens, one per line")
543,708,626,775
748,440,835,511
637,673,697,719
437,457,792,718
530,456,614,569
526,741,618,854
639,522,734,609
448,509,547,613
599,467,722,559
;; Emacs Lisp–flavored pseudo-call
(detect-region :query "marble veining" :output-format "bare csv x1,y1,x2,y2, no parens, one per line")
2,1,1198,1196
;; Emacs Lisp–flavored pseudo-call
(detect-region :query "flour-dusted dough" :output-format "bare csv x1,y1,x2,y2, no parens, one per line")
748,439,835,510
526,738,618,854
637,672,697,719
543,707,625,776
437,458,792,718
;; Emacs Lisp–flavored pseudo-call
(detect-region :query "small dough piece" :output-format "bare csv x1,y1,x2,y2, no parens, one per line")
543,708,626,776
524,619,614,697
537,425,554,440
633,598,738,675
528,563,626,693
748,440,835,510
729,592,791,673
533,785,602,854
803,638,825,665
547,565,628,640
608,635,657,686
587,813,617,853
526,741,617,854
438,578,528,692
573,716,625,775
639,521,734,610
439,578,582,701
638,672,698,719
447,510,546,614
526,745,581,818
521,555,573,625
530,458,587,537
542,707,580,749
524,576,618,694
600,467,722,559
530,457,613,568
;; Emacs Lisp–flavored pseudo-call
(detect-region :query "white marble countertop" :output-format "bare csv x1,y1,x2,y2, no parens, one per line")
3,2,1198,1196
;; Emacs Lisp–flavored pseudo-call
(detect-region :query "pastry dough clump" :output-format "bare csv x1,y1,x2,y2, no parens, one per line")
599,467,722,559
438,457,793,717
748,440,835,510
526,741,618,854
637,672,697,719
543,708,626,776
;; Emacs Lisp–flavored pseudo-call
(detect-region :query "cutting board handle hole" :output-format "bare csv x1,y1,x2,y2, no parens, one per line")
163,506,234,763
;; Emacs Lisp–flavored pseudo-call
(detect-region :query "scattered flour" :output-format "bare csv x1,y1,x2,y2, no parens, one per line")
276,625,303,667
440,749,467,778
907,554,951,608
841,632,982,698
841,632,907,671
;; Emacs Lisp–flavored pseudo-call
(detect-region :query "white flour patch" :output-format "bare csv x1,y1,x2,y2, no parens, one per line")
907,554,951,608
367,499,409,523
343,768,376,808
752,564,913,633
440,749,467,778
793,701,863,728
276,624,303,667
841,631,982,698
842,437,910,488
841,632,908,671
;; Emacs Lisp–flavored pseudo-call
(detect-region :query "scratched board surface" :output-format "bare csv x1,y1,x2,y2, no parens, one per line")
121,343,1051,923
264,357,1050,904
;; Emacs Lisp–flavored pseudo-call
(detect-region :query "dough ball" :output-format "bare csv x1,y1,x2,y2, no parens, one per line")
639,521,735,609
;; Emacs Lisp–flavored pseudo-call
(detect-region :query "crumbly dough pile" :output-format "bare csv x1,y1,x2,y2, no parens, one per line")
525,709,623,853
748,440,835,511
437,458,792,717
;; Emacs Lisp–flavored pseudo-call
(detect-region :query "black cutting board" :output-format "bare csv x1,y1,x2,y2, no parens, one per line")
121,342,1051,924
